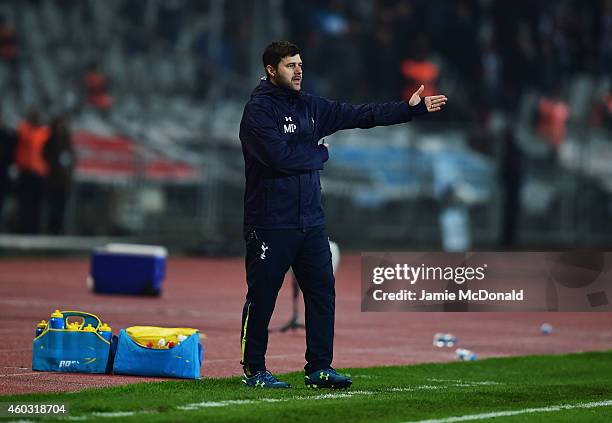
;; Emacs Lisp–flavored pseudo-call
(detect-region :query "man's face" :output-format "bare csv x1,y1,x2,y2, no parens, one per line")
269,54,302,91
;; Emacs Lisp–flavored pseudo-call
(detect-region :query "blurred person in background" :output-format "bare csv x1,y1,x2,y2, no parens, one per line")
600,0,612,75
537,86,570,151
445,0,480,87
0,11,19,96
44,115,75,234
0,108,16,230
400,33,440,102
14,108,50,234
500,127,523,248
603,91,612,130
239,41,446,389
0,12,17,66
589,89,612,130
84,62,113,113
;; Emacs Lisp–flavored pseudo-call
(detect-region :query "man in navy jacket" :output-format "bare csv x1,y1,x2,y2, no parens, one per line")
239,41,447,389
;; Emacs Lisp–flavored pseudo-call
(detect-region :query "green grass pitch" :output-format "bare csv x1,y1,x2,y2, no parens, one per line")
2,350,612,422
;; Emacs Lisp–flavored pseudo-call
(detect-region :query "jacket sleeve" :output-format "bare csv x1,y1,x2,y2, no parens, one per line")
242,103,328,174
314,97,428,138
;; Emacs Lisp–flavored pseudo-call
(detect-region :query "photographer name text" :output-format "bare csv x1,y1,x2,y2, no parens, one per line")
372,289,524,302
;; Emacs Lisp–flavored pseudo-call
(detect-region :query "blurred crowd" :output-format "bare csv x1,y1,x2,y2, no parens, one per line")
282,0,612,248
0,0,610,245
285,0,612,142
1,0,609,141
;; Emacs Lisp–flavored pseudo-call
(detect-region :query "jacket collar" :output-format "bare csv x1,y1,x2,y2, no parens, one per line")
250,77,301,100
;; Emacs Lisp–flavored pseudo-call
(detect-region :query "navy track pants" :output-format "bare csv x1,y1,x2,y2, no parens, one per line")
240,225,335,375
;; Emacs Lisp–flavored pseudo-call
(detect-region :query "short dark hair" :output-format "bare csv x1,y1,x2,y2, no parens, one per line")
262,41,300,76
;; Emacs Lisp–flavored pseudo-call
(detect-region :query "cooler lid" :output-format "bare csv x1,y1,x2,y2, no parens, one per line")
95,243,168,257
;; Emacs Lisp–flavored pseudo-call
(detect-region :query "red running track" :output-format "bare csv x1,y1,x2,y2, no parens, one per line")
1,255,611,395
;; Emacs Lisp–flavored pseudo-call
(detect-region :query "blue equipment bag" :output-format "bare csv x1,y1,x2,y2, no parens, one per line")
32,311,111,374
112,328,202,379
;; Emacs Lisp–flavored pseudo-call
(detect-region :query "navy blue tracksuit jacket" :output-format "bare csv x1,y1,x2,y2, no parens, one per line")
240,79,427,233
239,78,427,375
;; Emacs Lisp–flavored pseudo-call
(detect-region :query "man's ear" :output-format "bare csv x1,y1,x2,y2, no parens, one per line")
265,64,275,78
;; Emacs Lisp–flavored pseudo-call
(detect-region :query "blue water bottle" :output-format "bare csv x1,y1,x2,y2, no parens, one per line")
35,320,47,337
443,333,457,347
456,348,477,361
98,323,113,342
433,333,445,347
49,310,65,329
433,333,457,348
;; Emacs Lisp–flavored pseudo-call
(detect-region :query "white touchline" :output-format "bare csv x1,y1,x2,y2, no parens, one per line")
428,379,502,386
390,381,503,393
178,390,375,411
390,386,446,392
13,381,513,421
178,399,258,410
91,412,143,417
177,384,495,412
402,400,612,423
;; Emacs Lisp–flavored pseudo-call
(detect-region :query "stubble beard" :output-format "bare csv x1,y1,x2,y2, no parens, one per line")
274,74,301,91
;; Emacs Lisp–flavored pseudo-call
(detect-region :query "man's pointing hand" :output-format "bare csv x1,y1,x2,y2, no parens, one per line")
409,85,448,113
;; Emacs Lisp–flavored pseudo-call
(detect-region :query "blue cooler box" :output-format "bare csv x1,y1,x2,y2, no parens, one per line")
90,244,167,296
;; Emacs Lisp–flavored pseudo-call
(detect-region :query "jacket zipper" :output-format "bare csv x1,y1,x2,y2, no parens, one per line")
298,175,304,232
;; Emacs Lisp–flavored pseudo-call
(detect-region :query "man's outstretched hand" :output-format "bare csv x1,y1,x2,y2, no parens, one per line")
409,85,447,112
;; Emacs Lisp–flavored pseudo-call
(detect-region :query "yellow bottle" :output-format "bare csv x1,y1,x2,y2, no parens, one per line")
67,322,80,331
98,323,113,342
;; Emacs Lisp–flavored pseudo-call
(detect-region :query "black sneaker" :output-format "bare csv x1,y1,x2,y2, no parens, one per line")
242,370,291,388
305,368,352,389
